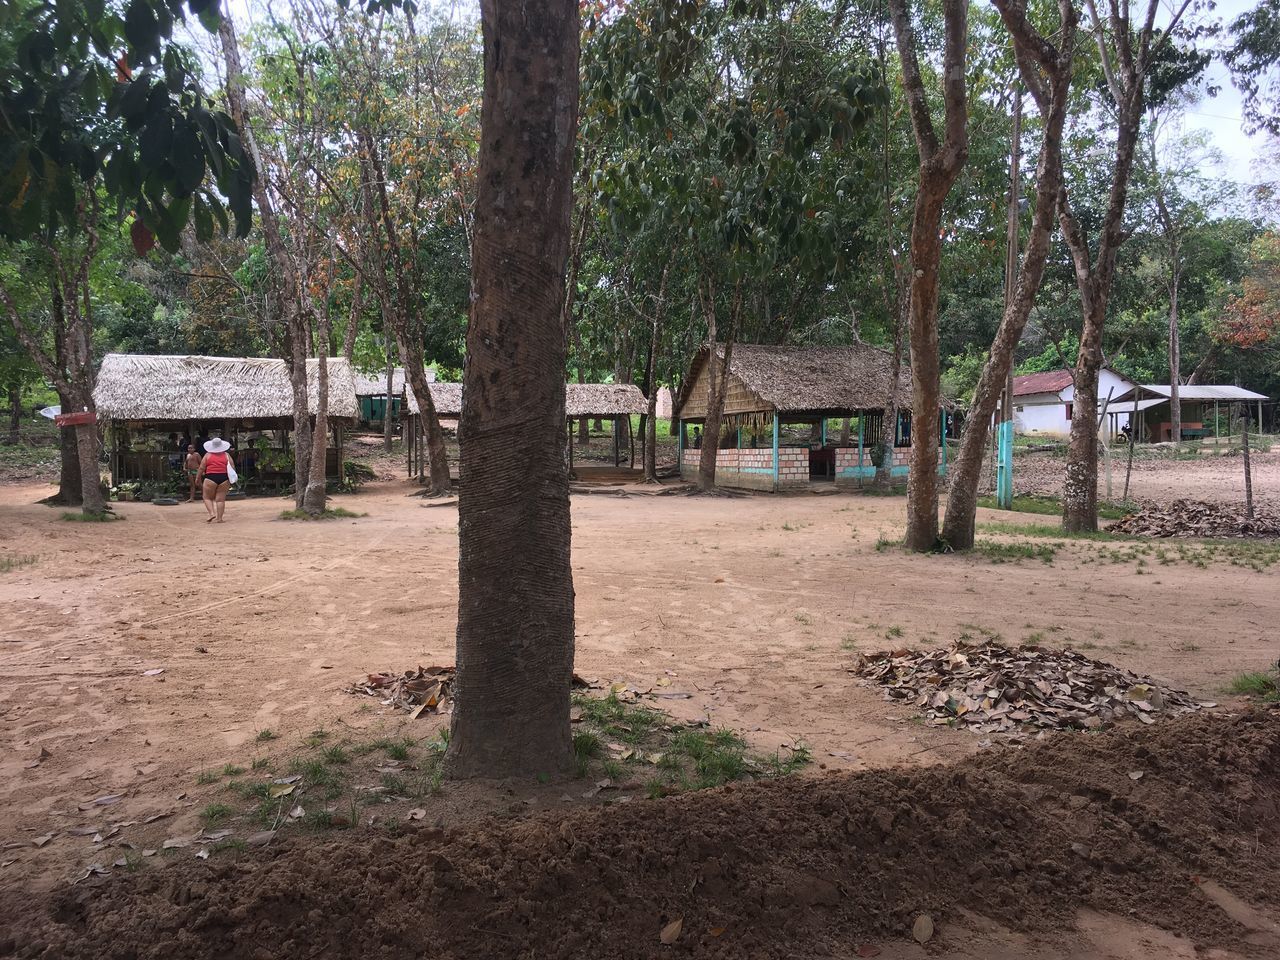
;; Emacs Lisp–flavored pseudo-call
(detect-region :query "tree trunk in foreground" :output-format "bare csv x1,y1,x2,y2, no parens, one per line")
941,0,1077,550
642,267,667,483
384,340,395,453
446,0,579,780
888,0,969,550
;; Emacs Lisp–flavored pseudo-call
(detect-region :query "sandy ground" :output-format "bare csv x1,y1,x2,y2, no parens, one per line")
2,465,1278,957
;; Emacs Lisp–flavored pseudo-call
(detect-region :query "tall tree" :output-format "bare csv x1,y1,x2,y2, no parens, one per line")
887,0,969,551
1058,0,1199,531
445,0,579,778
941,0,1077,549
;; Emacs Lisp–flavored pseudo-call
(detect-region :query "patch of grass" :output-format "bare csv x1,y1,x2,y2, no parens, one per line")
885,625,904,639
973,539,1057,564
840,634,857,650
279,507,365,521
977,493,1128,520
221,763,245,777
200,802,234,825
227,780,271,800
289,756,344,789
320,744,350,766
251,756,272,770
874,532,894,552
211,838,247,854
60,511,122,522
0,555,37,573
794,611,813,625
976,520,1125,542
304,729,330,747
255,729,278,743
384,739,413,762
1228,671,1280,701
195,769,220,785
380,773,408,796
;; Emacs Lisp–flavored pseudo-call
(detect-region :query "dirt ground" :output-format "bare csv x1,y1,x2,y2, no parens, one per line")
2,458,1279,957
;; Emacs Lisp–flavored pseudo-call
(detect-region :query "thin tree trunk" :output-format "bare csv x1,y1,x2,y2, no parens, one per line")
697,280,739,492
403,344,451,495
303,297,332,516
219,14,312,510
384,338,395,453
446,0,579,779
1242,411,1253,518
1168,272,1181,445
876,283,906,487
6,382,19,443
941,0,1076,549
56,387,81,504
643,267,668,482
343,271,362,362
888,0,969,550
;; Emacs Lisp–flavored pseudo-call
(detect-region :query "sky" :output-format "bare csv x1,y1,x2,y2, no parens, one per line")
1176,0,1267,189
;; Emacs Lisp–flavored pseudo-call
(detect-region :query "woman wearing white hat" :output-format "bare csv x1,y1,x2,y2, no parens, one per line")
198,437,237,523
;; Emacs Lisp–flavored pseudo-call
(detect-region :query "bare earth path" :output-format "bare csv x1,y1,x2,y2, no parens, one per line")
2,477,1278,957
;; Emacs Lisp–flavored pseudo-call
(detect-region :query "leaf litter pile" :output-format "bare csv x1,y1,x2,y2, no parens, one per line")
6,711,1280,959
347,666,598,718
852,640,1213,734
1108,498,1280,538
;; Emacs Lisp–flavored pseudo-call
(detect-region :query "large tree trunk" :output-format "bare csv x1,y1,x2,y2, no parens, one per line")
642,268,668,483
941,0,1077,549
55,387,81,504
446,0,579,780
696,282,738,492
343,271,362,362
888,0,969,551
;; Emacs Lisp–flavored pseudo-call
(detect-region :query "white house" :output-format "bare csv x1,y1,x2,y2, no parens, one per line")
1012,368,1136,438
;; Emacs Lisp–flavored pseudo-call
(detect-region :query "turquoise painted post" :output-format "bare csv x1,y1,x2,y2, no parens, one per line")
996,418,1014,508
772,415,780,491
857,416,864,468
820,418,827,446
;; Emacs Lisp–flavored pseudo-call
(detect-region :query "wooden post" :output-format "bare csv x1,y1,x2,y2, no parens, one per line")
1243,406,1254,518
1123,387,1140,503
568,419,575,475
612,416,620,467
772,414,780,491
820,417,827,447
857,415,864,471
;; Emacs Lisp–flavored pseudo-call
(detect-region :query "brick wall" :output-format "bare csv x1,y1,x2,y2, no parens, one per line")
680,440,947,491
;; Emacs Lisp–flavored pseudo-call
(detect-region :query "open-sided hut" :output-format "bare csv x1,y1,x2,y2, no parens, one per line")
672,343,946,491
353,366,406,427
93,354,359,489
404,381,649,479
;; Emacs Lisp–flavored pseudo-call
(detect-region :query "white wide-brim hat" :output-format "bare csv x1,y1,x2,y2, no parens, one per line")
204,438,232,453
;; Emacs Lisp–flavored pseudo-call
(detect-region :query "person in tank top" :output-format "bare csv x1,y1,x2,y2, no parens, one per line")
198,437,236,523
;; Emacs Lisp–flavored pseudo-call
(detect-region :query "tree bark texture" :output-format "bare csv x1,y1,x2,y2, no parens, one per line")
302,310,331,516
642,269,667,483
384,338,395,453
876,283,906,487
696,281,738,492
941,0,1077,549
888,0,969,549
446,0,579,780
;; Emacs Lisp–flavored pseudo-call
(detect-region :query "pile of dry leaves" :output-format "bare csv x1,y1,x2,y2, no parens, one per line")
1109,498,1280,538
852,640,1213,734
347,666,455,718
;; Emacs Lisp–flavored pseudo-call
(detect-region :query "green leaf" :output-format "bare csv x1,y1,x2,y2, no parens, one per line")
170,117,205,193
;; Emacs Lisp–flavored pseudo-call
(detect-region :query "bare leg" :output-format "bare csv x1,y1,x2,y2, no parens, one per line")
202,479,217,521
188,476,198,502
215,481,229,522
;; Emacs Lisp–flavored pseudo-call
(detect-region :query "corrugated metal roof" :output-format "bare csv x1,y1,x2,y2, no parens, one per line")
1139,384,1267,401
1012,369,1073,397
1105,398,1168,414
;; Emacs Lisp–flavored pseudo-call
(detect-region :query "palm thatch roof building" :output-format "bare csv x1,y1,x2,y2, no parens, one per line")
93,353,358,487
404,381,650,480
672,343,946,492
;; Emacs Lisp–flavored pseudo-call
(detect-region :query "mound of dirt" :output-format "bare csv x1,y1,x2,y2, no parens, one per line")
4,712,1279,960
1109,499,1280,538
852,640,1210,734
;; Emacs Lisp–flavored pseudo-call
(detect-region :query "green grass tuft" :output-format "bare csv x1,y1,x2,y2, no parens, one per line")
0,555,38,573
973,539,1057,564
200,802,234,824
1228,671,1280,700
279,507,365,521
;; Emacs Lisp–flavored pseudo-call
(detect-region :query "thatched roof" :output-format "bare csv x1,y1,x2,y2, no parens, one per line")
353,366,406,397
674,343,913,418
566,383,648,417
94,354,360,421
406,382,648,418
405,382,463,417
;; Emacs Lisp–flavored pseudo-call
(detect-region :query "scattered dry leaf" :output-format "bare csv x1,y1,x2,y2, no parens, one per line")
660,917,683,945
912,914,934,944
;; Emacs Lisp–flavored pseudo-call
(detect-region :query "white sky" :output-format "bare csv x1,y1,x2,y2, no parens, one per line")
1177,0,1266,189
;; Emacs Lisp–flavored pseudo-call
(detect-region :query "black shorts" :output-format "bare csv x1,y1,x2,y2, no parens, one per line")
204,473,229,485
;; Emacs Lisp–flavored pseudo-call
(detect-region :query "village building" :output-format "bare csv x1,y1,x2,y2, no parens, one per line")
92,353,359,489
671,343,945,492
1011,367,1137,438
353,365,437,429
1013,367,1269,441
403,381,648,480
